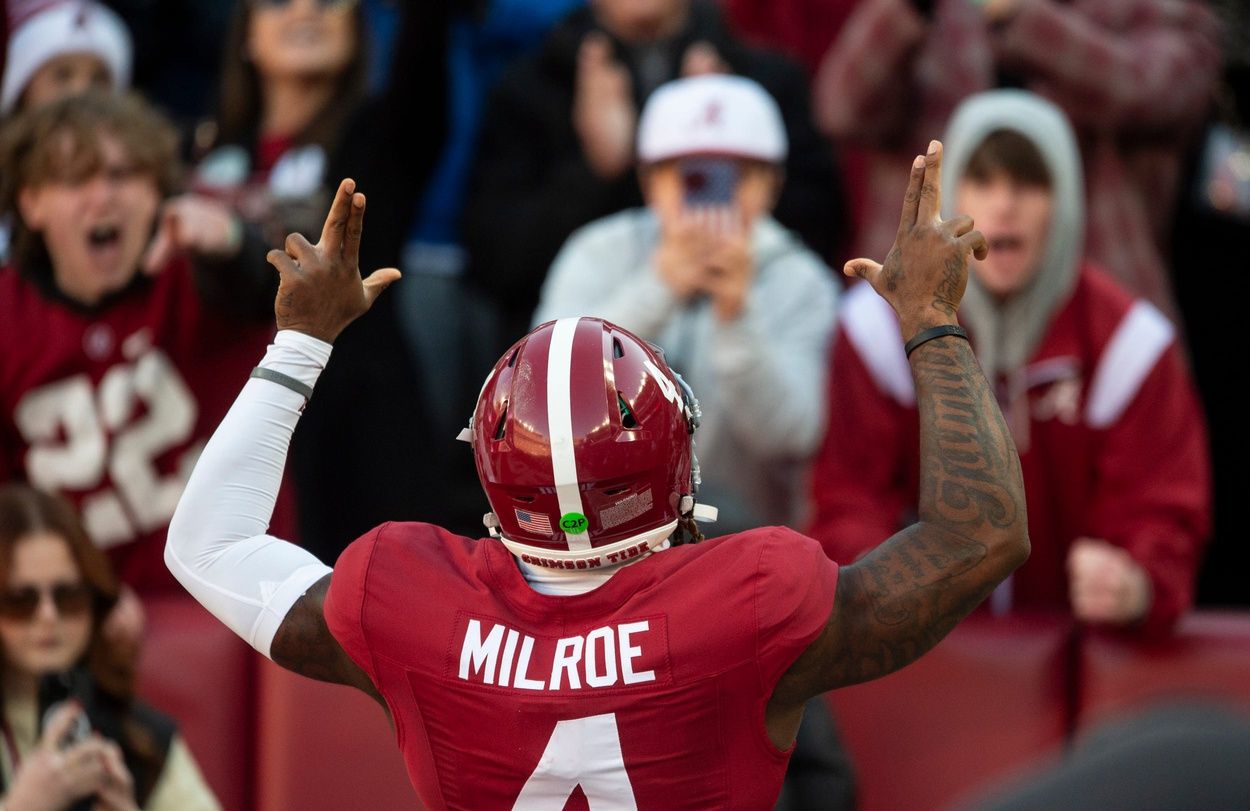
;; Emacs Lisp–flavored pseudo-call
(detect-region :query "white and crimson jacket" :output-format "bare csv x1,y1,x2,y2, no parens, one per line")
809,266,1210,633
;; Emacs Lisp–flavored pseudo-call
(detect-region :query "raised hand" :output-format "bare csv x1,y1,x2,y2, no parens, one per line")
700,217,754,321
142,194,243,274
653,207,720,300
844,141,987,339
267,178,401,344
573,33,637,180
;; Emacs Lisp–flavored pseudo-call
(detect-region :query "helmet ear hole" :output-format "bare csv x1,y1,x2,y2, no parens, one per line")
612,338,625,359
617,393,639,429
493,402,509,440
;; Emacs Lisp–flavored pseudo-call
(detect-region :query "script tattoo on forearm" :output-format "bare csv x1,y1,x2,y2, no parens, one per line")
913,336,1019,535
839,335,1023,683
777,336,1026,700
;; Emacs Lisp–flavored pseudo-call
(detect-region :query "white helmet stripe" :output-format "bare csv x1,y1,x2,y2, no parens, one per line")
546,318,592,551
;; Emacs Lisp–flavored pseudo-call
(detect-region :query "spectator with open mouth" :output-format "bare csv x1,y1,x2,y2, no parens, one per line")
0,91,285,596
810,90,1210,635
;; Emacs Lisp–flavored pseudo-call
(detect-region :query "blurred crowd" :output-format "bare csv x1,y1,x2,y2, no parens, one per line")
0,0,1244,808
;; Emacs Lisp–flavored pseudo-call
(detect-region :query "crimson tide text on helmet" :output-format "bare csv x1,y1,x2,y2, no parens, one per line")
462,317,716,570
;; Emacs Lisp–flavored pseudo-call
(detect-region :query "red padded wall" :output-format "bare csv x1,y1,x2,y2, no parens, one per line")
1077,611,1250,730
137,596,255,811
827,613,1072,811
255,658,420,811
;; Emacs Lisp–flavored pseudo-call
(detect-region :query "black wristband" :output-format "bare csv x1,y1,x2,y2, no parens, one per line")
904,325,968,358
250,366,313,400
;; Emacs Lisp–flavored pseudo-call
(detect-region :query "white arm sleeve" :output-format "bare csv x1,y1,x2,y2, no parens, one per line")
165,330,334,659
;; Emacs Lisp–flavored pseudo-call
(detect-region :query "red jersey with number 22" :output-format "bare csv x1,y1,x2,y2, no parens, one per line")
325,522,838,810
0,261,281,591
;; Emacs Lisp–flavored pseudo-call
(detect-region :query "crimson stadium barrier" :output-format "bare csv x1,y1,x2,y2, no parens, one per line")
827,613,1072,811
1076,612,1250,730
139,599,1250,810
255,658,417,810
138,596,255,811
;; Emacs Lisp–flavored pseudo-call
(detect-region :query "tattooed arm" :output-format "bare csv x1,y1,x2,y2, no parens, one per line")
767,142,1028,742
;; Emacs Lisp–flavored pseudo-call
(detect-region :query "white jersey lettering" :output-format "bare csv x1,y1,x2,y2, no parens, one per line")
618,621,655,685
455,619,660,691
459,619,505,683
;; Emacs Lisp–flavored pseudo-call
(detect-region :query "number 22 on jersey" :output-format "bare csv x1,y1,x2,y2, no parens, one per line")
15,347,199,547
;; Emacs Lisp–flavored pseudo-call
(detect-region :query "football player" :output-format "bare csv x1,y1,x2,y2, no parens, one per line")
166,141,1029,808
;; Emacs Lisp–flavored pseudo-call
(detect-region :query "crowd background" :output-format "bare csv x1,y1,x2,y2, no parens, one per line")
0,0,1246,809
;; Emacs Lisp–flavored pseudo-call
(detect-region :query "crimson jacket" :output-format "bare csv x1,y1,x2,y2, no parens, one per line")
809,266,1210,633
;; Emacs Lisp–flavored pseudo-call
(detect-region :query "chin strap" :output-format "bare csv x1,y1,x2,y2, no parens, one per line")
498,520,678,570
680,495,718,523
692,503,718,522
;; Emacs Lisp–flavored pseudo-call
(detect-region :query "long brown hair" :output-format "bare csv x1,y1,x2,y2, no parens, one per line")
0,485,169,801
0,484,131,700
214,0,368,152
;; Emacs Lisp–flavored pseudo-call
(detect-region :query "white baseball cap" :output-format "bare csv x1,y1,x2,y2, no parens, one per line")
1,1,132,115
636,74,788,164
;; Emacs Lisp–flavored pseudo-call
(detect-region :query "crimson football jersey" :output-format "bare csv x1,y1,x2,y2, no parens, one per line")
0,260,289,591
325,522,838,810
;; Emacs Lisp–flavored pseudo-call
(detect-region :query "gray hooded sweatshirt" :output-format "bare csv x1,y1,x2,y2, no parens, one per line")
533,210,838,533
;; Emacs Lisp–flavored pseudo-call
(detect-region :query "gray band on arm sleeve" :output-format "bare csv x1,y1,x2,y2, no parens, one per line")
250,366,314,400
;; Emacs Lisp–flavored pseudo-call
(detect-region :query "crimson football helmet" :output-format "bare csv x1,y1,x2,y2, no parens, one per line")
461,317,716,569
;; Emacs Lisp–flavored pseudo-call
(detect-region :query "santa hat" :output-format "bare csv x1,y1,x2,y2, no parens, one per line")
2,0,131,115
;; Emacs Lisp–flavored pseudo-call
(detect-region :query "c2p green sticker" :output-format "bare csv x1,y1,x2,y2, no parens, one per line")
560,512,588,533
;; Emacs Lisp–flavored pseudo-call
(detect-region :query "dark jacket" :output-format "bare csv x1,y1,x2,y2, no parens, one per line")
283,10,486,561
463,1,847,343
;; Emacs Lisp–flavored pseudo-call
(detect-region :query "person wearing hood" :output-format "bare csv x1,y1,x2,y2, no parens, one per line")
809,90,1210,634
463,0,846,345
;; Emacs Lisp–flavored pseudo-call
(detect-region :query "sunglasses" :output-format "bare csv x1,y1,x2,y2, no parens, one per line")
0,582,93,621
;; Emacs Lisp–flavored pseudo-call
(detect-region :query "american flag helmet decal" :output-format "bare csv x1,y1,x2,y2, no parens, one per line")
514,508,553,536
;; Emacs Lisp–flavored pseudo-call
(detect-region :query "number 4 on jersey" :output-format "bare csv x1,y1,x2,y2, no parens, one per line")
513,714,637,810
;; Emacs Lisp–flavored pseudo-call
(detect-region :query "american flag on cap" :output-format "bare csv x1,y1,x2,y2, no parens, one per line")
514,508,553,536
